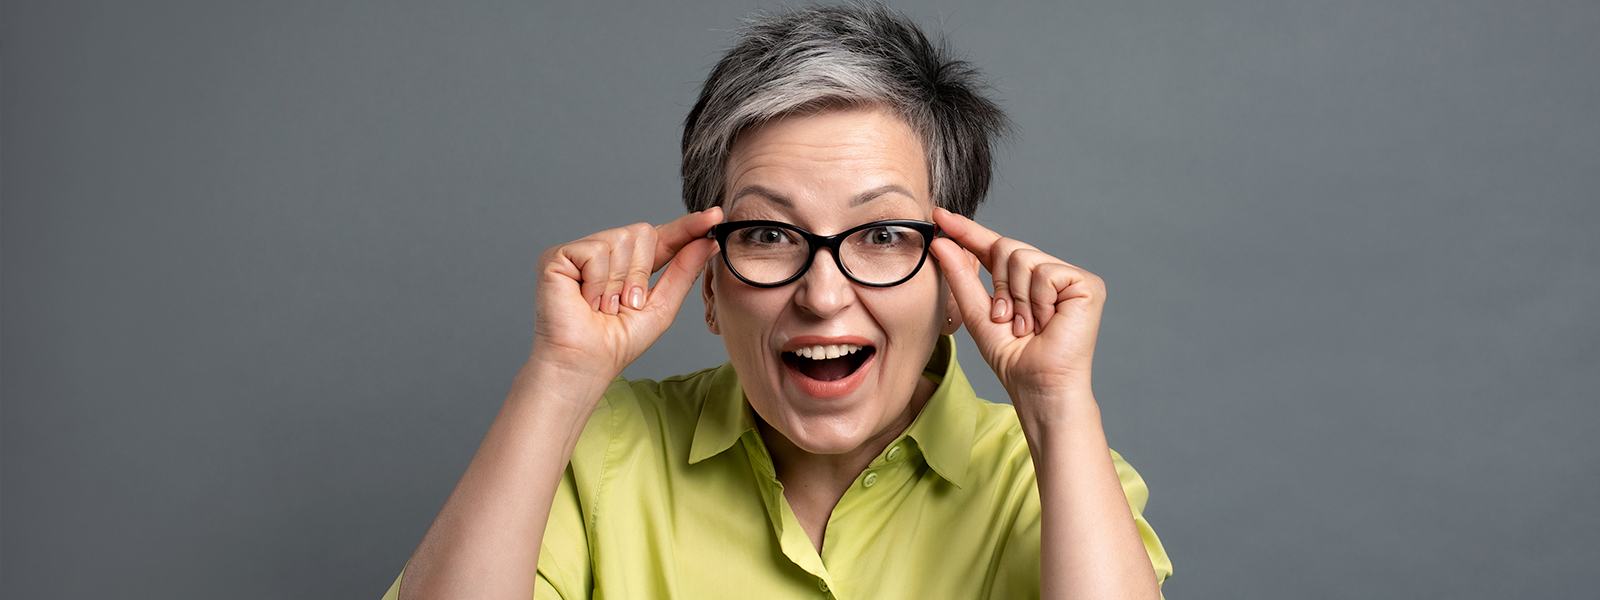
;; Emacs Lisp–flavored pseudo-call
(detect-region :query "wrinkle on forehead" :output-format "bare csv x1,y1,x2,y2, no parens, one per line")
722,105,930,224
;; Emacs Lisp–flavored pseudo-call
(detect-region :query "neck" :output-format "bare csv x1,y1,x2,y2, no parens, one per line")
756,374,938,553
761,374,937,481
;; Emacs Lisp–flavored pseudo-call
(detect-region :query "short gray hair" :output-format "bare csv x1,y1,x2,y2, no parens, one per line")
681,2,1010,217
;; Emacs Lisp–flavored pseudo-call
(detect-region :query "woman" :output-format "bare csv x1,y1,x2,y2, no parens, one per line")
387,5,1170,599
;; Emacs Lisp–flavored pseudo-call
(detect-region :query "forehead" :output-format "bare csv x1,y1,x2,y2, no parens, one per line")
723,105,930,220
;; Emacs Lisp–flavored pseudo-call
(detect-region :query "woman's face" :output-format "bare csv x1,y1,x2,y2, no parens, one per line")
704,104,959,455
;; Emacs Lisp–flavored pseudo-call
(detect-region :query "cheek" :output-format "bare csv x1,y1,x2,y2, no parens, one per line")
712,277,786,353
874,279,947,343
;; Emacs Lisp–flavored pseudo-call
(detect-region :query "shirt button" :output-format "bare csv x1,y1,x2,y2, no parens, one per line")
887,445,903,461
863,472,878,488
819,579,829,592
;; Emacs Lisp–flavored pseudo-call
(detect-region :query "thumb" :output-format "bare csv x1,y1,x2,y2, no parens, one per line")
931,238,1006,350
634,237,719,334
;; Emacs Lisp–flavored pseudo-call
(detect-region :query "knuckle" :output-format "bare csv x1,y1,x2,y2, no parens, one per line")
601,225,631,242
998,237,1033,254
1007,250,1029,270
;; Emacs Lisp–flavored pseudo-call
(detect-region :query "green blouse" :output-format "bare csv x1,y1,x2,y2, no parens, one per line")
383,336,1171,598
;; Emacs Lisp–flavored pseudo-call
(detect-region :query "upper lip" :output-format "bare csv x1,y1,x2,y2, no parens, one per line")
779,335,876,353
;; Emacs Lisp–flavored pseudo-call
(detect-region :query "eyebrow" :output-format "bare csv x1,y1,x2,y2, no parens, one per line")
728,185,793,209
726,184,918,211
851,184,918,207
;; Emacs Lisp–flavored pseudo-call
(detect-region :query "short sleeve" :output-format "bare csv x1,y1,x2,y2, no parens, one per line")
1111,449,1173,586
989,449,1172,598
380,571,401,600
377,567,573,600
536,463,594,599
378,460,594,600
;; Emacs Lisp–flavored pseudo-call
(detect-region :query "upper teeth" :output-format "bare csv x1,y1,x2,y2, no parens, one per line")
793,344,863,360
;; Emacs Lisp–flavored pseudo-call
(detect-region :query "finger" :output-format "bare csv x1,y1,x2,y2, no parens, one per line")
1031,261,1074,333
1035,266,1106,347
653,206,724,271
988,244,1013,325
623,223,656,310
936,208,1034,325
598,230,639,314
1006,248,1036,337
639,237,720,327
932,207,1005,270
562,240,611,312
930,238,1007,348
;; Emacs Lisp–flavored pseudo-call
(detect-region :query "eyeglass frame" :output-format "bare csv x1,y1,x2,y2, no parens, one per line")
707,219,943,288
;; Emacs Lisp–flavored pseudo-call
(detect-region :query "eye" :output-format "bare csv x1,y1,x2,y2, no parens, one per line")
741,227,793,245
863,227,903,245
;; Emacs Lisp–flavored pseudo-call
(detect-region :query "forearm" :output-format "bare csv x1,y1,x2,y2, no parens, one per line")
1017,392,1161,600
399,359,612,600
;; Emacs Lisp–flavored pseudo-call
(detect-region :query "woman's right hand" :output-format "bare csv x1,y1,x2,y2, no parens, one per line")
398,207,723,600
529,206,723,383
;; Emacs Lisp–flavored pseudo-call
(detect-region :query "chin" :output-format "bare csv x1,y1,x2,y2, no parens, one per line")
776,413,882,455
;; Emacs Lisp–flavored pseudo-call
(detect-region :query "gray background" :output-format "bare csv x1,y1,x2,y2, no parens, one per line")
3,1,1596,598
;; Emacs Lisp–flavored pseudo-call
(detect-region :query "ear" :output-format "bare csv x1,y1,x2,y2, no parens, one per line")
938,267,963,336
940,284,963,335
703,261,721,335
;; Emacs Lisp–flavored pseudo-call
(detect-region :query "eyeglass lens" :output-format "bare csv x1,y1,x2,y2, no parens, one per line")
723,223,929,285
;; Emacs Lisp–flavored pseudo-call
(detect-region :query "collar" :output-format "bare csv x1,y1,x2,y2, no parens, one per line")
688,335,979,488
900,335,977,488
688,361,758,465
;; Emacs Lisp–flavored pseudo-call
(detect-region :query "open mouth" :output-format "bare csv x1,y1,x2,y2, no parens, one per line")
782,344,876,382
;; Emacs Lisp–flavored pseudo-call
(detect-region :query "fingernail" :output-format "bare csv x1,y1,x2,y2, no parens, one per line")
607,294,621,314
629,287,644,310
1012,314,1027,337
991,297,1007,320
591,296,603,312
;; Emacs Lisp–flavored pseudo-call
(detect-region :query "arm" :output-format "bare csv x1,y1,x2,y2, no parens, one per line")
1017,392,1163,599
397,208,723,600
931,207,1162,600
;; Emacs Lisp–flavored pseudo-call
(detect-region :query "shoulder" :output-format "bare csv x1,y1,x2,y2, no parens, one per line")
614,364,724,414
964,399,1037,491
962,397,1153,505
570,365,725,473
586,363,720,419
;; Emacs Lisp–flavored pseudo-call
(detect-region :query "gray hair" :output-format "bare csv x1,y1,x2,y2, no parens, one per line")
681,2,1010,217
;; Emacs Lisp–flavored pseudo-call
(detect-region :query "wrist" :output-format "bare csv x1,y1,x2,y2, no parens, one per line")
509,356,618,429
1009,386,1100,438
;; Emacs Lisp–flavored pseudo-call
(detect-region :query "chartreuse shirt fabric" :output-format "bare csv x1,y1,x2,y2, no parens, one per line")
382,336,1170,599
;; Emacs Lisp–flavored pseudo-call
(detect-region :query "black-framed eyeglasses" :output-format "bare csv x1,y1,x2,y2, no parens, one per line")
708,219,941,288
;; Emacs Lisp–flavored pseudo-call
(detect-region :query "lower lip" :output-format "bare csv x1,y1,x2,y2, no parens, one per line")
782,351,875,399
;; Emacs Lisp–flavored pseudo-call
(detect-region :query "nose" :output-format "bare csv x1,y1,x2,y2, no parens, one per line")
792,248,856,319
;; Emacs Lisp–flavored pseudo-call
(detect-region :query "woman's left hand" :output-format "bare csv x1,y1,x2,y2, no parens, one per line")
930,207,1106,419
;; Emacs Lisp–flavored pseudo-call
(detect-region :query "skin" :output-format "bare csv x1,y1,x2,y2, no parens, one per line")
399,104,1160,599
704,107,958,547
